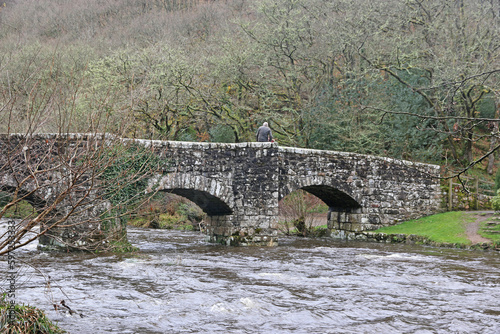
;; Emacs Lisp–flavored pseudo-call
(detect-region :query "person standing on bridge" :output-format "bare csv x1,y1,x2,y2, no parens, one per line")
256,122,274,142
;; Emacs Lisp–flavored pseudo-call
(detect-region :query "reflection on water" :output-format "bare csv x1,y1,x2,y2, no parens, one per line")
1,223,500,334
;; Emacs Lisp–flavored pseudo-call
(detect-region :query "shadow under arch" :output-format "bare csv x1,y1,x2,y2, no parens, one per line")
0,185,46,212
300,185,361,211
153,173,234,216
291,184,366,233
164,188,232,216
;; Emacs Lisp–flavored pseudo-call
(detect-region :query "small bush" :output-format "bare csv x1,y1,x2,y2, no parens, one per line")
177,202,205,223
0,294,65,334
157,213,187,229
0,193,36,218
491,189,500,213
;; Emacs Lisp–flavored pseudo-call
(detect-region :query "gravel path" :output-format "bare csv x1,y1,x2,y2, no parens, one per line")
466,211,495,244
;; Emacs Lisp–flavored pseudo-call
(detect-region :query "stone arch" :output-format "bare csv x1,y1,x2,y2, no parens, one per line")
164,189,232,216
153,173,233,216
281,177,362,211
0,184,46,211
281,179,365,233
299,185,361,211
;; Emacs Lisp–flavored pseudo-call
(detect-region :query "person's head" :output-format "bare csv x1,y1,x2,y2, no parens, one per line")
263,122,268,127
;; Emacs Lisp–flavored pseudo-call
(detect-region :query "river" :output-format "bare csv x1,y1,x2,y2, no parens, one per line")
1,223,500,333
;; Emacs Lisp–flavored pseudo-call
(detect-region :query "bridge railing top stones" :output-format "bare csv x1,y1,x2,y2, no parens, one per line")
1,133,440,177
277,145,441,174
124,137,274,149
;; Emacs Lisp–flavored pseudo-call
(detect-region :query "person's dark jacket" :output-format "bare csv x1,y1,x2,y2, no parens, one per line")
256,126,273,142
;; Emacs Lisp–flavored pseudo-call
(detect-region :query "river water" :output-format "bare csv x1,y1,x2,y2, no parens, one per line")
1,223,500,334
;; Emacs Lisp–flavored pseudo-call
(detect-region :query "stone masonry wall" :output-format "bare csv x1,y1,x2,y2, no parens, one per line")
138,139,280,246
278,147,442,232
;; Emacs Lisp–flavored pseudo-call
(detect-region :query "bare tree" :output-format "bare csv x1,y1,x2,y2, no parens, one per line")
0,131,163,254
0,48,161,254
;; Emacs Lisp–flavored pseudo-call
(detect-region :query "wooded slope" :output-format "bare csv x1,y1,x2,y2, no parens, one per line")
0,0,498,171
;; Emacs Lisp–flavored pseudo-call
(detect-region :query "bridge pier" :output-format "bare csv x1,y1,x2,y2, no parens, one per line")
327,209,382,230
38,219,126,251
148,140,282,247
37,205,127,251
205,215,278,246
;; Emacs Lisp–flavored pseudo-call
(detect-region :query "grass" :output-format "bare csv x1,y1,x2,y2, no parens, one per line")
374,211,474,245
128,213,195,230
0,295,65,333
479,217,500,243
1,200,35,219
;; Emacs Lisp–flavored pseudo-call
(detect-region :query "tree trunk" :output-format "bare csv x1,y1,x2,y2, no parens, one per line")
487,100,500,174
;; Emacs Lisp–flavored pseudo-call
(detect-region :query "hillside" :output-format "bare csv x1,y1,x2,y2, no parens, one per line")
0,0,498,176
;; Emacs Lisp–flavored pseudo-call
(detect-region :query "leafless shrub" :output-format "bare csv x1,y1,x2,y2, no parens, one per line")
0,131,164,254
278,190,326,236
0,50,161,253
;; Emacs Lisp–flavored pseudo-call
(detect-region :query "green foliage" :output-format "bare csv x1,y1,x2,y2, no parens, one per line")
129,213,195,230
106,240,139,253
378,69,445,161
177,202,205,223
157,214,191,230
307,83,385,154
0,294,66,334
491,189,500,212
100,143,163,207
97,142,166,232
307,67,444,160
476,92,497,121
495,169,500,192
0,192,36,218
374,212,473,244
1,200,35,219
209,124,236,143
178,130,197,142
128,195,205,230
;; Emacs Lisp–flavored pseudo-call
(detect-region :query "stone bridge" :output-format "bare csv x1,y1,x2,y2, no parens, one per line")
0,134,441,248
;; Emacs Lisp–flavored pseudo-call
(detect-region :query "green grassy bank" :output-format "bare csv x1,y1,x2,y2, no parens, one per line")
373,211,500,249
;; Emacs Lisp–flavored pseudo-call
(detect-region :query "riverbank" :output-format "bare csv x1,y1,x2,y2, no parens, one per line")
0,294,66,333
128,210,500,251
340,211,500,251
